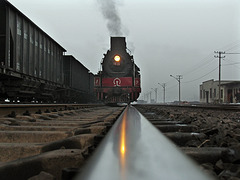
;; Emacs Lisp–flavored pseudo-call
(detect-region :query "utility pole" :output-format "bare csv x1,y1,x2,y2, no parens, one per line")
214,51,225,104
149,91,152,103
151,88,158,103
170,75,183,104
158,83,166,103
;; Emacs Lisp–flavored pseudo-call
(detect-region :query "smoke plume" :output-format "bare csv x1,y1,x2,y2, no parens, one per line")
98,0,122,36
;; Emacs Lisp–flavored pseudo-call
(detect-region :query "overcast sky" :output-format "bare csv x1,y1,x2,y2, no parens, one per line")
8,0,240,102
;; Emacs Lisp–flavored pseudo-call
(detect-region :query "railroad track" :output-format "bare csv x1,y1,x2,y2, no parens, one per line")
75,105,239,180
0,104,124,180
0,104,239,179
145,103,240,111
0,104,103,117
76,105,214,180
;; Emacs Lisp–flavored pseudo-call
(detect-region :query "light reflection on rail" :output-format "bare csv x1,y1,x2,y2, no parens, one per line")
120,111,127,179
118,105,141,180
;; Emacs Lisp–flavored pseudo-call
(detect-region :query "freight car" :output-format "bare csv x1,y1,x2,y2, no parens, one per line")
0,0,94,103
94,37,141,104
62,55,94,103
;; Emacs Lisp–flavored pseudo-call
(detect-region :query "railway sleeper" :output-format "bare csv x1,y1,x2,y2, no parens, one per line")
0,149,85,180
147,117,238,165
164,132,207,146
150,120,184,125
0,132,113,179
181,147,235,164
156,124,197,132
0,131,70,143
0,125,110,163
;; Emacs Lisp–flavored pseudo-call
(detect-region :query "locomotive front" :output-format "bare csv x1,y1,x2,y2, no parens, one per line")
94,37,141,104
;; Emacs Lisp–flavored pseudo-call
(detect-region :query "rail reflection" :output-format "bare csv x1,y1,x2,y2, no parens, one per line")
116,106,141,179
75,105,213,180
120,111,127,179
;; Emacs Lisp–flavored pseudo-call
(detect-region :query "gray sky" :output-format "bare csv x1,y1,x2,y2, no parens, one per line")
9,0,240,102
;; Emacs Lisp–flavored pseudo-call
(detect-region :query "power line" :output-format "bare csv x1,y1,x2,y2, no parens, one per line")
182,57,215,76
225,44,240,52
221,40,240,52
182,41,240,78
222,59,240,70
182,66,218,83
166,54,216,85
166,84,178,90
222,58,240,65
164,42,240,92
223,62,240,66
225,53,240,54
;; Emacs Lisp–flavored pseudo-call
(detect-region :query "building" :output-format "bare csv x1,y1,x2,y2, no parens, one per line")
200,79,240,103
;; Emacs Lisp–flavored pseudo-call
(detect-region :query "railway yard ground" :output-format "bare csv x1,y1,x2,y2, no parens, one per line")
135,104,240,180
0,104,239,180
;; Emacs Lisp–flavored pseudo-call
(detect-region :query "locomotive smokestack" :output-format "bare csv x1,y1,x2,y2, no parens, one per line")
97,0,122,36
111,37,126,50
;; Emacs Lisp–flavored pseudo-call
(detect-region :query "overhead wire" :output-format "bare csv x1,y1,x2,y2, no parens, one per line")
177,41,240,85
182,67,218,83
222,59,240,70
166,53,216,85
181,54,215,76
223,62,240,66
224,43,240,52
155,41,240,95
221,40,240,52
166,84,178,90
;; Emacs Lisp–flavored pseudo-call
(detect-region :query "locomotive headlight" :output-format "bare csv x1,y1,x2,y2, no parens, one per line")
114,55,121,62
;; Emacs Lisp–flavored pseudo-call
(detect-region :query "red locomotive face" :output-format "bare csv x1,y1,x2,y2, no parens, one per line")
102,77,132,87
94,37,141,104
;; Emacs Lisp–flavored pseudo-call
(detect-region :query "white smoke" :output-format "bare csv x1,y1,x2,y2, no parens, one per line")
97,0,123,36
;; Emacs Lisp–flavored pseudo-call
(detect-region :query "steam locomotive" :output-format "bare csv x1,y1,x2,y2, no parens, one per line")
94,37,141,104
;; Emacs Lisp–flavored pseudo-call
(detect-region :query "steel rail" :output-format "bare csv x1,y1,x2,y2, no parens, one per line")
75,105,214,180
